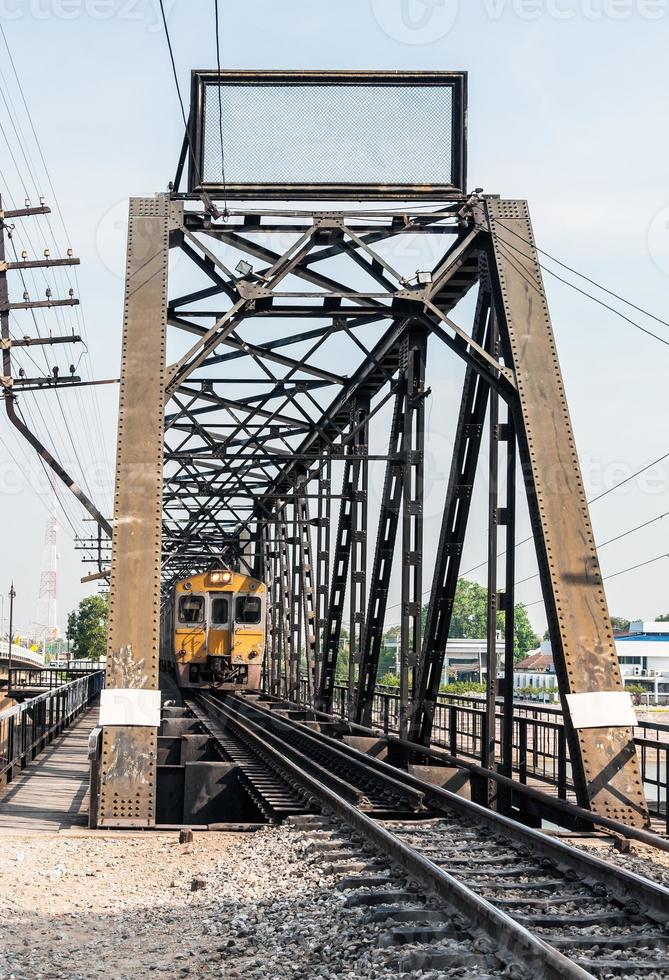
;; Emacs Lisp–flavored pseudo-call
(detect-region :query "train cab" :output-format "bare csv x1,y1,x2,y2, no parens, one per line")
163,569,266,690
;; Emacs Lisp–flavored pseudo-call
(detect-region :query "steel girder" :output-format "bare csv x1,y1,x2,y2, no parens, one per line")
102,190,648,829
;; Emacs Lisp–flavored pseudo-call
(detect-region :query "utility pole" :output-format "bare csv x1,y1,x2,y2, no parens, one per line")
0,194,112,538
8,581,15,690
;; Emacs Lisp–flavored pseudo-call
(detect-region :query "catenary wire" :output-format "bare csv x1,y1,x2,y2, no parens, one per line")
213,0,229,213
523,554,669,608
496,219,669,332
492,225,669,349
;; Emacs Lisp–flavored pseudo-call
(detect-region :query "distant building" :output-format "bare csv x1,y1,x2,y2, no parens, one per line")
513,644,557,695
615,621,669,696
441,636,506,683
511,621,669,701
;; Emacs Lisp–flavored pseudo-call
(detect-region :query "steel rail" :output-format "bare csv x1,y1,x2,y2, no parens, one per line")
228,694,669,921
276,686,669,852
193,692,594,980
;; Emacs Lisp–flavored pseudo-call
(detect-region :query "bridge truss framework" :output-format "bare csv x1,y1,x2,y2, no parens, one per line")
94,70,648,831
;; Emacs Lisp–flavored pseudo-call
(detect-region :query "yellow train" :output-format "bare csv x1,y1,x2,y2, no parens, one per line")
160,569,267,690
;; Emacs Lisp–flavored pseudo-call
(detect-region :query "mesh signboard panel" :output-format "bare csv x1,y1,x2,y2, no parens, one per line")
189,71,467,199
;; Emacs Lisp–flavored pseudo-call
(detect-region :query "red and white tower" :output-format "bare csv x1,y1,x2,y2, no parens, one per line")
34,497,58,644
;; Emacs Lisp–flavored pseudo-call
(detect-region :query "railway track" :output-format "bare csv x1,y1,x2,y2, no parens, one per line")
186,691,669,979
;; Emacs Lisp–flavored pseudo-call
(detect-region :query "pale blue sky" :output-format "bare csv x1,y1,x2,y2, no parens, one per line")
0,0,667,636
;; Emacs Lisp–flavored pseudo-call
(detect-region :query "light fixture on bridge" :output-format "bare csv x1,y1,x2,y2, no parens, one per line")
416,270,433,285
235,260,254,278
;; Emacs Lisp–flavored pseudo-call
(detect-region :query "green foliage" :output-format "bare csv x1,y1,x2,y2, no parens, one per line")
439,680,486,695
626,683,649,695
378,628,399,676
377,672,399,688
513,609,541,661
518,684,559,697
656,614,669,623
67,595,108,661
422,579,540,662
334,627,350,684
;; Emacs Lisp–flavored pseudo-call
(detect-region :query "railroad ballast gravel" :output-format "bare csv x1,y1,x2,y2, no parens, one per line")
0,826,509,979
0,825,667,978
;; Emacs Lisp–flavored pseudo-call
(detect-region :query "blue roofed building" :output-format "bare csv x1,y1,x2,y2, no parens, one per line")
615,621,669,695
508,621,669,703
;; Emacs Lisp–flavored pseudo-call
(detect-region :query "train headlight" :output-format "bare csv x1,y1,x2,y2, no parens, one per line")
208,570,233,586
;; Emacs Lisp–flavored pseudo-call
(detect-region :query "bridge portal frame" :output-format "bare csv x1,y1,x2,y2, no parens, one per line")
95,70,647,830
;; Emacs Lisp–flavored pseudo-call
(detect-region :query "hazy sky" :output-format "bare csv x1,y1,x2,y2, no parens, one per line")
0,0,667,638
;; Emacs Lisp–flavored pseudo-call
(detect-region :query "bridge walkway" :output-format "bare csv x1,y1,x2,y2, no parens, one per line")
0,704,98,834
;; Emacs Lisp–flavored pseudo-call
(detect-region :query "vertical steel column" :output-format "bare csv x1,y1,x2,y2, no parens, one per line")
260,518,272,693
501,413,517,785
252,501,267,580
317,458,354,712
269,514,282,696
290,501,303,699
314,454,332,693
348,399,369,719
97,196,169,828
277,506,295,700
410,285,492,746
399,328,427,740
355,383,406,726
486,198,647,825
484,319,500,788
297,491,318,704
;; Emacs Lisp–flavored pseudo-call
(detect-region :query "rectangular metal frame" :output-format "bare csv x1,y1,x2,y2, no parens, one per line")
188,70,467,200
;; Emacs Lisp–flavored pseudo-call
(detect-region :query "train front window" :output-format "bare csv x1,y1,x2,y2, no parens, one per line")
210,596,229,627
178,595,204,625
235,595,262,625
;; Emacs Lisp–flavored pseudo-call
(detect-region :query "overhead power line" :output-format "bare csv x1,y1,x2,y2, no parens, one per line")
213,0,228,211
523,553,669,608
157,0,220,215
494,222,669,349
497,219,669,331
514,510,669,588
458,450,669,581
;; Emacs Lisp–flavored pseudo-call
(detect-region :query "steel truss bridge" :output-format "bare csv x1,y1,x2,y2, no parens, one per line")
90,70,647,830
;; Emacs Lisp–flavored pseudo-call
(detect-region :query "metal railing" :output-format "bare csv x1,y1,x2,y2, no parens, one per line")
299,679,669,831
0,640,45,668
9,664,105,695
0,670,104,784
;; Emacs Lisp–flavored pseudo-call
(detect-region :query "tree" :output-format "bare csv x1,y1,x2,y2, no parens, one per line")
656,614,669,622
422,579,540,663
67,595,108,661
334,627,350,684
379,627,399,676
512,606,541,660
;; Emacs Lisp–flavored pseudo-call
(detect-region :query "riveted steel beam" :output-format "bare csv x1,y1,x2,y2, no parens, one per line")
96,196,169,828
485,198,647,828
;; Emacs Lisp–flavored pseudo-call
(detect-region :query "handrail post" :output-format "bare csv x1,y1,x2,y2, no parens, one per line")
7,715,14,782
558,726,567,800
449,705,457,756
519,719,528,784
665,747,669,836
